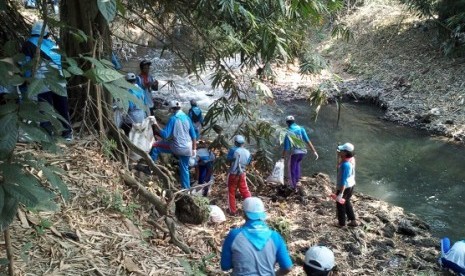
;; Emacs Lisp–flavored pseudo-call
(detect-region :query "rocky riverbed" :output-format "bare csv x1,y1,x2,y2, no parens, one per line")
269,64,465,144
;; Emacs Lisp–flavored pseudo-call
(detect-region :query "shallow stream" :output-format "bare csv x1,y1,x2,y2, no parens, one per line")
124,49,465,241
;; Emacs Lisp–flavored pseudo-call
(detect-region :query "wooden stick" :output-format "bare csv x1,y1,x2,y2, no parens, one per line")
4,229,14,276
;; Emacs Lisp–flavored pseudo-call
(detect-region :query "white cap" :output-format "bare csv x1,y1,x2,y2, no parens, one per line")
126,73,136,81
243,197,266,220
168,100,181,109
337,142,354,152
31,21,50,36
234,135,245,144
304,246,335,272
285,115,295,121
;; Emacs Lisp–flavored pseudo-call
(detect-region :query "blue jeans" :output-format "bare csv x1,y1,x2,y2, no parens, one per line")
149,141,191,189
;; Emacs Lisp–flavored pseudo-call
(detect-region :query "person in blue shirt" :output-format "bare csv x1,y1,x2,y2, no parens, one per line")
21,21,72,141
439,237,465,275
120,72,148,135
282,115,318,190
336,142,357,227
221,197,293,275
150,101,197,189
226,135,252,216
188,99,203,139
195,140,215,196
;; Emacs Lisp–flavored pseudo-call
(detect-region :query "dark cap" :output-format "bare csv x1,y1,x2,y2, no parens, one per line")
139,60,152,69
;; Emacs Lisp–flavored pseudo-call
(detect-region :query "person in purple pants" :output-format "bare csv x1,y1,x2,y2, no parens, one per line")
282,115,318,190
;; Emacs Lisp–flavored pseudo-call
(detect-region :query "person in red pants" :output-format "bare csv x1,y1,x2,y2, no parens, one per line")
226,135,252,216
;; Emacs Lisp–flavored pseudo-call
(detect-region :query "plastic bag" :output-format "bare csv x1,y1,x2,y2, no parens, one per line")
128,116,156,161
209,205,226,223
266,159,285,184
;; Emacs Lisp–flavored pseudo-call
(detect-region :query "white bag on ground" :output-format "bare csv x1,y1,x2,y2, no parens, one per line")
128,116,156,161
266,159,285,184
209,205,226,223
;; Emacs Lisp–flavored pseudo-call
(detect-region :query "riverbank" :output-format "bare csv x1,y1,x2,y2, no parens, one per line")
1,141,445,275
269,0,465,144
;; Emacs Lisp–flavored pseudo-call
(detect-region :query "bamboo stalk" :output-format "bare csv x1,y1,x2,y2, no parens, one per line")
4,229,14,276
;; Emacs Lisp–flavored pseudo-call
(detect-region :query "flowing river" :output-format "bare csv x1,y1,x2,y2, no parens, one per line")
124,49,465,241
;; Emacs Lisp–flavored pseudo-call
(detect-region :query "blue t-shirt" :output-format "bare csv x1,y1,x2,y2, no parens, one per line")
337,158,356,188
159,110,196,156
283,123,310,154
227,146,251,174
221,220,293,275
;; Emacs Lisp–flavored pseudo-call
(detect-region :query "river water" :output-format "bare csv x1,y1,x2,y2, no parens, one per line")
267,101,465,241
125,49,465,241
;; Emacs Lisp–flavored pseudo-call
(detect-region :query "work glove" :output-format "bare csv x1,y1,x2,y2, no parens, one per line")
192,149,197,158
336,194,343,203
148,116,157,125
314,151,319,160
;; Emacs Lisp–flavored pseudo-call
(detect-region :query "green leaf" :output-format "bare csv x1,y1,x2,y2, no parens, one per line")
0,188,19,232
0,113,18,159
69,30,88,43
44,78,67,97
3,40,19,57
103,82,145,112
85,68,123,83
0,103,17,117
0,186,4,216
0,257,9,265
65,57,78,68
80,56,104,68
115,0,126,16
19,122,51,143
2,164,52,207
20,242,33,263
18,101,50,123
97,0,117,23
100,58,115,68
66,66,84,76
41,166,69,200
27,79,47,100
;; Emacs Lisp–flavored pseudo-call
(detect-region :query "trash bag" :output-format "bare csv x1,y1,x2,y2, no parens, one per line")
128,116,156,161
209,205,226,223
266,159,285,184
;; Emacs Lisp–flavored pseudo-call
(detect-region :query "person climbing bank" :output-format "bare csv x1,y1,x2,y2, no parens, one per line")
150,101,196,189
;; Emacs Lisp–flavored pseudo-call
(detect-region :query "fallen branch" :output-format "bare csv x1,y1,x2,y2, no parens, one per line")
121,171,168,216
121,171,192,254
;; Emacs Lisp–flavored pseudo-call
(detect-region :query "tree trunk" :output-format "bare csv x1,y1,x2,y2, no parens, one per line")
61,0,113,128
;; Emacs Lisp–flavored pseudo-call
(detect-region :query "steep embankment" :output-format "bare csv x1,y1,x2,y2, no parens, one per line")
272,0,465,144
1,140,441,275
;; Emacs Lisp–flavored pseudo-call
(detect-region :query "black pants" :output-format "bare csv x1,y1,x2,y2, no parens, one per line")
38,91,72,137
336,186,356,226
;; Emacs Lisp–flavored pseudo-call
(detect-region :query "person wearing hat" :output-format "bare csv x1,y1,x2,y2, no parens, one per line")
221,197,293,275
150,100,197,189
136,60,158,114
119,73,148,135
226,135,252,216
303,246,335,275
282,115,318,190
195,140,215,196
188,99,203,139
21,20,73,141
336,142,357,227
